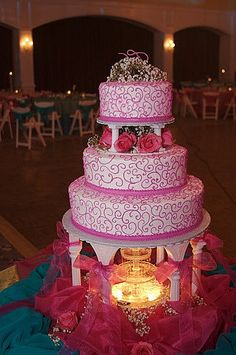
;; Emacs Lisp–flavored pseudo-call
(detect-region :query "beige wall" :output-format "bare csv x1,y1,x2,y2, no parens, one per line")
1,0,235,91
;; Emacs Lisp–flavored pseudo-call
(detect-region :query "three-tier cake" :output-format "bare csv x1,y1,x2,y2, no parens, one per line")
68,51,204,242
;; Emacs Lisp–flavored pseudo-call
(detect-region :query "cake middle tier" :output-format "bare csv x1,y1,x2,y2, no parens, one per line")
69,175,204,240
83,145,187,192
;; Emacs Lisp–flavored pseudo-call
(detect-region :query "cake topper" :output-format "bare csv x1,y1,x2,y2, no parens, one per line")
118,49,149,62
107,49,167,82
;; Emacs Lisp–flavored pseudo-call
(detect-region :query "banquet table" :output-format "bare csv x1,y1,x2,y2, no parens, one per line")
182,88,234,118
34,95,98,135
78,98,97,128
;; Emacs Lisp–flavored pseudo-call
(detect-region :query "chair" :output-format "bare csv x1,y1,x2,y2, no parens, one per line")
13,107,46,149
202,92,220,120
69,109,83,136
223,93,236,120
69,105,98,137
34,101,63,138
0,104,13,142
179,90,198,118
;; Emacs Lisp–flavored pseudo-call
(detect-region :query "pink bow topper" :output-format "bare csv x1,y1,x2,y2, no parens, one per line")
118,49,149,61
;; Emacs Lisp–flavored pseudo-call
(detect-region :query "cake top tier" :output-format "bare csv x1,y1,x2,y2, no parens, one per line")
98,50,174,126
106,49,167,83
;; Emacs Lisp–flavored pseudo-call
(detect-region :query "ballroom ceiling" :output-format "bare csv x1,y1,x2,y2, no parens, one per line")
21,0,236,11
91,0,236,11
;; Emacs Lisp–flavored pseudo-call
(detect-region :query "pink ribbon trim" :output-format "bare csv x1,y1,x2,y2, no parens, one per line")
98,114,174,123
85,180,187,196
53,222,81,256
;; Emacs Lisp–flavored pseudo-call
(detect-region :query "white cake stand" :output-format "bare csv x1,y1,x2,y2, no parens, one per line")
62,209,211,301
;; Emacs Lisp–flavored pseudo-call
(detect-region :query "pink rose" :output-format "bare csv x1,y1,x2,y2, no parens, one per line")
137,133,162,153
99,126,112,148
131,342,154,355
162,128,173,147
57,311,78,331
114,132,137,153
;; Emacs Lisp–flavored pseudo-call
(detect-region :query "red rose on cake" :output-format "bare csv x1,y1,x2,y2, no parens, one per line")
57,311,78,331
99,126,112,148
162,128,173,147
114,132,137,153
131,342,154,355
137,133,162,153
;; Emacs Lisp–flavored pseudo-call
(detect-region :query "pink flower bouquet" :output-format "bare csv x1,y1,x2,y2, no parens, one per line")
137,133,162,153
114,132,137,153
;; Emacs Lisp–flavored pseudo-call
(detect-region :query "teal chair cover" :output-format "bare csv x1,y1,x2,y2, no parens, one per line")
34,105,54,126
12,108,32,129
77,104,96,123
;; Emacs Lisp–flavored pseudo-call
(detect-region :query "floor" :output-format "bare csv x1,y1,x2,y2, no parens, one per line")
0,114,236,264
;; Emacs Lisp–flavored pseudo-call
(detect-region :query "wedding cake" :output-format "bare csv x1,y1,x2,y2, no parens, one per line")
68,51,204,241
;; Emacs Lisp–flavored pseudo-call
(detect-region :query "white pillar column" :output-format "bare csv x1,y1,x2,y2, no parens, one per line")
156,246,165,265
165,240,189,301
90,242,119,305
190,236,206,295
170,271,180,301
163,33,175,82
109,125,120,152
69,237,83,286
19,30,35,94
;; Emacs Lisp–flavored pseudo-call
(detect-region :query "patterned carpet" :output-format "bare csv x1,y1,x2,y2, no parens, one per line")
0,232,23,271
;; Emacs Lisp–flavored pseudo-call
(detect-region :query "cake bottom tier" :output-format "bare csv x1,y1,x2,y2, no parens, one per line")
69,175,204,241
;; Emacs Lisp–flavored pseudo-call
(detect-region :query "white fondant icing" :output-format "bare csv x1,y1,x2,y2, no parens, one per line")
99,81,173,124
83,145,187,191
69,175,204,239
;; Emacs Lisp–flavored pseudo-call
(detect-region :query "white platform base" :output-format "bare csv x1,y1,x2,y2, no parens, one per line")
62,209,210,248
62,209,211,301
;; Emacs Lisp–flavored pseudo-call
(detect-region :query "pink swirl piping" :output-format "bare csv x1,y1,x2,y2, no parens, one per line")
71,216,203,241
84,180,187,196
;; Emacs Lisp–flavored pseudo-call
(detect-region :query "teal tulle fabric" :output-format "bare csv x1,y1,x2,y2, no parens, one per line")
0,263,61,354
0,261,235,354
204,328,236,355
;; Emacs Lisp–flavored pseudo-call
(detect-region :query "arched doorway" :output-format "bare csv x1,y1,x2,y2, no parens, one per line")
173,27,227,87
33,16,163,93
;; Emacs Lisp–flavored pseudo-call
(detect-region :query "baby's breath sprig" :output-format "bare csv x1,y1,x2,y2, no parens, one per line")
87,135,99,147
107,56,167,82
121,126,154,137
